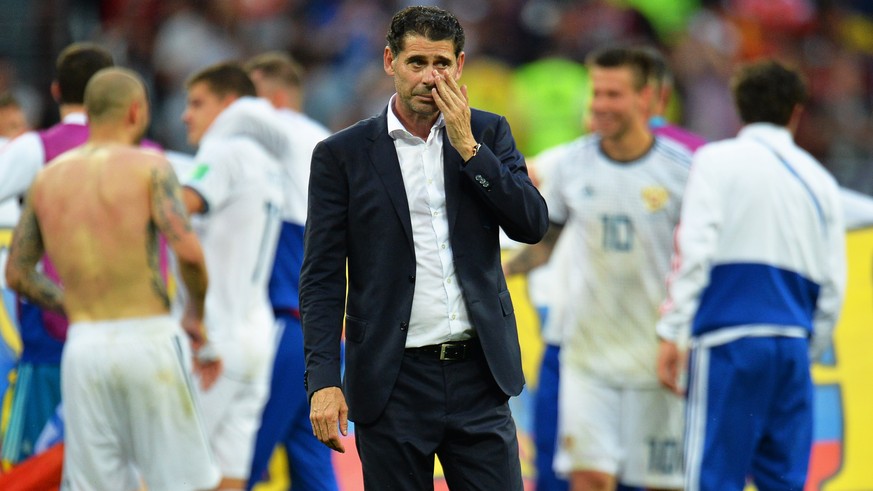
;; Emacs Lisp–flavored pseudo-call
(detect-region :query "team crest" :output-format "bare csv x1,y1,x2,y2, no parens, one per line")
641,186,669,212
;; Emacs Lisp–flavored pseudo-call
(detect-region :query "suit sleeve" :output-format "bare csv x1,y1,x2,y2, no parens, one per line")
462,115,548,244
299,140,349,399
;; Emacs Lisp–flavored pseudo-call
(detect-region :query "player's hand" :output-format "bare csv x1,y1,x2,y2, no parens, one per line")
192,342,223,390
431,70,477,161
656,339,686,396
181,311,207,346
310,386,349,453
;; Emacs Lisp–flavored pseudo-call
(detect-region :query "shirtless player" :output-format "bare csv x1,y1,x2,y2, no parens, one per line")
5,67,220,491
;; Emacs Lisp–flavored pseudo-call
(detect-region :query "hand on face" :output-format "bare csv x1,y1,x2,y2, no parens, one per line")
432,70,477,160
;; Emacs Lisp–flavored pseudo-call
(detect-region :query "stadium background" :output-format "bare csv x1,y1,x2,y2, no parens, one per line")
1,0,873,489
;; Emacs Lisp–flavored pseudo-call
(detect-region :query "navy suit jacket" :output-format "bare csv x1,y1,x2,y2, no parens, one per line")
300,106,548,424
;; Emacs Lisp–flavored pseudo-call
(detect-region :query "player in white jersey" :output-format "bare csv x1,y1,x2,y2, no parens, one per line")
656,60,846,491
181,62,286,491
0,94,25,226
504,46,690,491
244,52,338,491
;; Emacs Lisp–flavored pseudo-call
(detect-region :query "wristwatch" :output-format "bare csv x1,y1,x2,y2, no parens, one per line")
471,142,482,157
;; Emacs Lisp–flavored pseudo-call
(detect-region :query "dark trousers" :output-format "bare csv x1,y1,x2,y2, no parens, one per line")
355,343,523,490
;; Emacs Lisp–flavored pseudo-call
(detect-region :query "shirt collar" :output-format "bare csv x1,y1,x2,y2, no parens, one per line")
62,112,87,125
738,122,794,146
386,94,445,140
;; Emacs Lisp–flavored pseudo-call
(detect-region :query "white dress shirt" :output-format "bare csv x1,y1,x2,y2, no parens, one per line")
386,97,473,348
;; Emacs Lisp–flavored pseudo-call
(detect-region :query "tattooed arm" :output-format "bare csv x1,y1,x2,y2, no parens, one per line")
149,160,208,341
502,223,564,277
150,160,221,389
5,191,65,313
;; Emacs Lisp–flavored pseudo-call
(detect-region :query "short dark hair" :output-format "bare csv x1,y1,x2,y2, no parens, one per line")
637,45,672,89
386,6,465,57
244,51,304,89
186,62,256,99
56,42,114,105
586,45,653,91
731,60,807,126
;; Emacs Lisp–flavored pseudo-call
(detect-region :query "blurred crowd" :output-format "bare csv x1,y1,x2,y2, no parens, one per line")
3,0,873,193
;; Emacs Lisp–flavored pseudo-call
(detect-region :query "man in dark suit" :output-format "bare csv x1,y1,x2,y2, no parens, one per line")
300,5,548,490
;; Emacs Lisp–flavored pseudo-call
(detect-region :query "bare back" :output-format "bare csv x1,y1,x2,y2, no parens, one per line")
32,144,172,322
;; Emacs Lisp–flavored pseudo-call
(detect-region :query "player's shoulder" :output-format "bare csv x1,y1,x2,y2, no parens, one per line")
533,135,593,173
104,147,173,190
652,136,693,170
197,133,256,160
559,134,600,167
117,144,169,168
280,109,331,138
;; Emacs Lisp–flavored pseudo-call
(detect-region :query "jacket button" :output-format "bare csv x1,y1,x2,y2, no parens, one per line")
400,321,408,331
409,274,415,282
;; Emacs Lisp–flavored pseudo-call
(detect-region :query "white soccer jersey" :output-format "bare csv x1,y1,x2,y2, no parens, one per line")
276,108,330,225
544,135,691,387
185,107,285,381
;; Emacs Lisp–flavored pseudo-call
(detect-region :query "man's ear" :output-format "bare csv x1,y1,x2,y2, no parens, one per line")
50,81,61,104
454,51,465,80
787,104,804,135
384,46,396,76
220,94,239,110
638,83,655,114
127,99,140,125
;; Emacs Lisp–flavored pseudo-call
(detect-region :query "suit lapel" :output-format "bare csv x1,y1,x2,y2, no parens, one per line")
367,112,414,251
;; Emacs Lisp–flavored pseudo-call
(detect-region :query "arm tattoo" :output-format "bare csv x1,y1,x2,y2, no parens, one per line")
150,166,193,244
6,197,64,313
146,221,170,309
149,164,207,317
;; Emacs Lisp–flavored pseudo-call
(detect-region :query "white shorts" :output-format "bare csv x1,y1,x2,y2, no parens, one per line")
61,316,220,491
196,367,270,479
554,365,685,489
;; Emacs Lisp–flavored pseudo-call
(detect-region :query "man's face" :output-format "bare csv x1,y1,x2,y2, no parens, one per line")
182,82,232,146
589,66,650,141
384,34,464,123
0,105,27,139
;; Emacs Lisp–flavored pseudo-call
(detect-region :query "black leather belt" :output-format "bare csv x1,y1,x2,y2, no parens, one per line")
405,338,480,361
